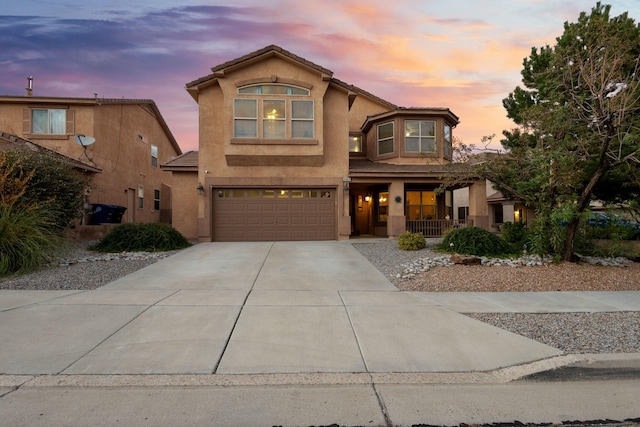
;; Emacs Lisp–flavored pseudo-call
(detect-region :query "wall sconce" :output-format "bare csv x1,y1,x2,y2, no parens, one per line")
364,195,371,202
197,183,204,195
344,182,350,192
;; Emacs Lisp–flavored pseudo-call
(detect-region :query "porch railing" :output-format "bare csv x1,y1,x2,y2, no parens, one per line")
406,219,473,237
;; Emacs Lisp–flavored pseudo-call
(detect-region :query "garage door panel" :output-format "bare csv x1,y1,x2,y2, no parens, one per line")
213,188,335,241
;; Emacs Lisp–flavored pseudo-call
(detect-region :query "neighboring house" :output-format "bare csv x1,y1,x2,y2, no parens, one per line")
0,94,181,228
454,182,535,232
170,45,488,242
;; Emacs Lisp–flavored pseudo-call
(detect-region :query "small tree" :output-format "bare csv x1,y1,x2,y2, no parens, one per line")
484,3,640,261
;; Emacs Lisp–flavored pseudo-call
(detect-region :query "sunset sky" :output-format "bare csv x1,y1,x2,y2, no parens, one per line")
1,1,638,152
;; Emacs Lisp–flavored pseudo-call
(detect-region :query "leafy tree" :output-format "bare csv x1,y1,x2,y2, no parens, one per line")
483,2,640,261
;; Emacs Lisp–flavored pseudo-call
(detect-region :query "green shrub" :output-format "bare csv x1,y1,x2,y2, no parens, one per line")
438,226,517,257
90,223,191,252
2,148,90,228
500,221,528,244
397,231,426,251
0,202,60,276
0,153,61,276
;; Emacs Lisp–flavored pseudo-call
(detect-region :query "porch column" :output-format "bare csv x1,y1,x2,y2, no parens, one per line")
387,181,405,238
503,202,515,225
468,180,489,231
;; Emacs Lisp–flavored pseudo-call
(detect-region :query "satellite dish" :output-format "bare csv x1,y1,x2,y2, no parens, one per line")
74,134,96,147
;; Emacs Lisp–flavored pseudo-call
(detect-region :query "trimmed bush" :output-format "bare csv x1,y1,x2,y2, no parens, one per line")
397,231,427,251
438,226,516,257
90,223,191,253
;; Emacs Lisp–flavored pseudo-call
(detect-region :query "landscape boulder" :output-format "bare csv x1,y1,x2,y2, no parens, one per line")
450,254,482,265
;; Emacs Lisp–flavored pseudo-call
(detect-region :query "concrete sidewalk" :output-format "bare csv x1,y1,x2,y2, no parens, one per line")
1,241,639,426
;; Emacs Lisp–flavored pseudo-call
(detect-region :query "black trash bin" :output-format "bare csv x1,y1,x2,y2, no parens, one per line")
89,204,127,225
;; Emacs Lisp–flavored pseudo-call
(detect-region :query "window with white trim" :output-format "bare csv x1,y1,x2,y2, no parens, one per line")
291,100,313,138
151,145,158,167
263,99,285,139
405,120,436,153
31,109,66,134
138,185,144,209
444,123,452,157
234,99,258,138
234,84,313,140
377,122,394,155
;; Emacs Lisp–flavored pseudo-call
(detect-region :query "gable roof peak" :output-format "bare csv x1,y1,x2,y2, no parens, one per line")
209,44,333,78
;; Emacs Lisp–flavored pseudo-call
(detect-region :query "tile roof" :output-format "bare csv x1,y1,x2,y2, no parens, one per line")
349,158,476,181
161,150,198,170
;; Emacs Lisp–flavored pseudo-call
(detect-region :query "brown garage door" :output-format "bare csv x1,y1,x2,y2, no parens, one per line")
213,188,336,241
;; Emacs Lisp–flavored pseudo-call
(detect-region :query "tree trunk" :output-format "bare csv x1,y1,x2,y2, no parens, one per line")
562,218,580,262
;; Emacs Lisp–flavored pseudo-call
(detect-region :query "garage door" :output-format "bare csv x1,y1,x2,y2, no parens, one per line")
213,188,336,241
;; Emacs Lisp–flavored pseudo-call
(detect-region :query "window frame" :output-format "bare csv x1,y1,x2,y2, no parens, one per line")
404,120,436,153
138,185,144,209
377,122,394,156
234,99,258,138
154,189,160,211
262,99,286,139
233,83,314,142
349,133,363,154
291,100,314,139
444,123,452,158
31,108,67,135
405,190,437,220
151,145,158,168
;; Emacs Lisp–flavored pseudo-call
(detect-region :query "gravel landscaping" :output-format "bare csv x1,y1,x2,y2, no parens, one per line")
352,239,640,354
2,238,640,354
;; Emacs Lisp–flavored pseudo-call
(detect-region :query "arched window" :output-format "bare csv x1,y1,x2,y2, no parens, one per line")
238,84,310,96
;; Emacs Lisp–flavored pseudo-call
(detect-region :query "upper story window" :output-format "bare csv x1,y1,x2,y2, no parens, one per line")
238,84,309,95
444,123,452,157
31,109,66,134
349,135,363,153
405,120,435,153
291,100,313,138
234,83,314,140
151,145,158,167
377,122,394,155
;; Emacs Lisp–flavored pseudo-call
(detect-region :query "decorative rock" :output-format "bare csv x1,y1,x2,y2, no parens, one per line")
450,254,482,265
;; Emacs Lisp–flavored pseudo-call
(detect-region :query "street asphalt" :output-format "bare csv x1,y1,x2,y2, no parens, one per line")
1,241,639,426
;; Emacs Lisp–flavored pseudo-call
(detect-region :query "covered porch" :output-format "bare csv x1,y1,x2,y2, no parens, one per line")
347,160,485,239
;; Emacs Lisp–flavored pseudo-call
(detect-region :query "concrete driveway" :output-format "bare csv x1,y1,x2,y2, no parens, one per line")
0,241,561,375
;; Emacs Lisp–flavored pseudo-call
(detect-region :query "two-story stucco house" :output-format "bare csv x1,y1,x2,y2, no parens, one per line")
168,45,488,241
0,94,182,229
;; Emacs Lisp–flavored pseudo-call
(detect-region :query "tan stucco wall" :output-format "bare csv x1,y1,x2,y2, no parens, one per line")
169,172,198,240
195,56,354,241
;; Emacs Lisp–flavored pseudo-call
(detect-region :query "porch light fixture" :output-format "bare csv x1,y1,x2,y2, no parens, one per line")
343,182,350,192
197,183,204,195
364,195,371,202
